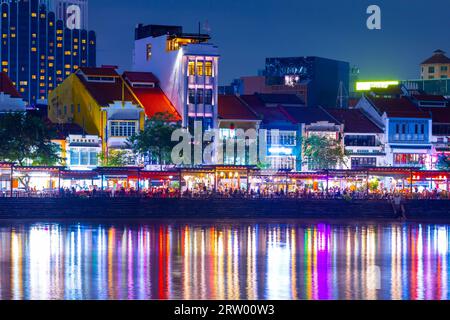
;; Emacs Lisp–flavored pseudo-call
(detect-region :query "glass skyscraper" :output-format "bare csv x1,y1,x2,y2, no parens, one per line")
0,0,95,105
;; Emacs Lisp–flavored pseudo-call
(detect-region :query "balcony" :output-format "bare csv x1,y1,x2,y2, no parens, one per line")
187,104,213,117
345,146,385,156
391,134,426,143
188,75,214,86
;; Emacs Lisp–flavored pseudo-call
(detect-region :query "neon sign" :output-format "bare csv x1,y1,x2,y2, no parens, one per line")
356,81,399,91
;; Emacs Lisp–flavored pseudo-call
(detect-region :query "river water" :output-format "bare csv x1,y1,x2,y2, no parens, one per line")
0,220,448,300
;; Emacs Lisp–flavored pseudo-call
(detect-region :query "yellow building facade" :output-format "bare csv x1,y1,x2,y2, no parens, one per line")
421,50,450,80
48,68,146,155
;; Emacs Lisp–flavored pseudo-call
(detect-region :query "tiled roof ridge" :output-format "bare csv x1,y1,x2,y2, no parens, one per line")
235,94,262,120
319,105,342,125
123,73,180,120
366,95,431,118
278,105,298,124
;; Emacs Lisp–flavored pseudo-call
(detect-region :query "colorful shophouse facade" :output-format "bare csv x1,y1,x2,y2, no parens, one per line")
356,95,433,169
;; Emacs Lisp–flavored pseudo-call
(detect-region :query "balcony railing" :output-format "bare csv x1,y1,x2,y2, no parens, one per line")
188,75,214,86
391,134,426,143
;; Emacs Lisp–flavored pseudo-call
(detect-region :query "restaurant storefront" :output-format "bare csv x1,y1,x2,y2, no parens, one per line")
59,170,100,192
0,164,448,198
12,166,63,196
0,162,13,197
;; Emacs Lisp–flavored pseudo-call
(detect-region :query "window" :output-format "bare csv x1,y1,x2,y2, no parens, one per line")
196,61,203,76
351,157,376,169
196,88,204,104
146,43,152,61
77,104,81,113
414,124,418,134
80,151,89,165
280,132,296,146
441,75,448,79
110,121,137,137
270,156,296,170
205,61,212,76
70,148,98,166
204,89,213,104
89,151,98,166
70,150,79,165
188,61,195,76
394,153,426,166
428,66,435,73
86,76,115,83
70,104,74,114
420,124,425,134
344,135,376,147
188,88,196,104
396,124,400,134
441,66,448,72
402,124,406,134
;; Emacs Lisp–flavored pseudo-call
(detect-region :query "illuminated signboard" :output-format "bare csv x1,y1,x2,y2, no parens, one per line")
356,81,399,91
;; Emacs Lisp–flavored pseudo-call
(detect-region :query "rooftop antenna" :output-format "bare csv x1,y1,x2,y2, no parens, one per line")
336,81,348,108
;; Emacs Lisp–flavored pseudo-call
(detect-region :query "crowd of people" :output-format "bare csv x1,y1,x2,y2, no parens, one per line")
2,184,450,201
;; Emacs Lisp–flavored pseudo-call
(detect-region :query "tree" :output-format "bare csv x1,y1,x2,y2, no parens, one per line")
302,135,345,170
0,112,61,190
436,153,450,170
127,112,181,168
0,112,61,166
98,149,130,167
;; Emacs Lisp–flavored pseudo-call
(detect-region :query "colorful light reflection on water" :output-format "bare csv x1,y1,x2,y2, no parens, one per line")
0,221,449,300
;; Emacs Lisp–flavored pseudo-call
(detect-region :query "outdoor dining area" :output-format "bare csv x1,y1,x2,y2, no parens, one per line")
0,162,449,199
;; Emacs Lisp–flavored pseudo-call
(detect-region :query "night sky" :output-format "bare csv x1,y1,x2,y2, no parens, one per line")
90,0,450,85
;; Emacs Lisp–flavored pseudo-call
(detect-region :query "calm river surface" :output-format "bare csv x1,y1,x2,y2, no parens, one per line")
0,220,449,300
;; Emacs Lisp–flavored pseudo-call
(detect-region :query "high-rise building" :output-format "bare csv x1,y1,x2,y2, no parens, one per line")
133,24,220,131
228,56,350,107
264,56,350,107
0,0,96,105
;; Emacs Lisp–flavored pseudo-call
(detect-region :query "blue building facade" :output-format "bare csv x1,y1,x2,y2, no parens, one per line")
0,0,96,105
357,96,433,169
388,119,429,144
387,118,432,168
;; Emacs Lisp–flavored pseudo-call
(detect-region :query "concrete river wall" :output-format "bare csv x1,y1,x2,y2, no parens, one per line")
0,198,449,221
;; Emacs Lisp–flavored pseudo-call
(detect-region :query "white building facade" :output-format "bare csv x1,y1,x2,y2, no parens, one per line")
133,24,219,131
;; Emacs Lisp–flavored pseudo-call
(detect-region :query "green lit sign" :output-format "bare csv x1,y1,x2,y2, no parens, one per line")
356,81,399,91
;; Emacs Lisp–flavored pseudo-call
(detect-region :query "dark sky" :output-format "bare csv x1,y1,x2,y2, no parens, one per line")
89,0,450,85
